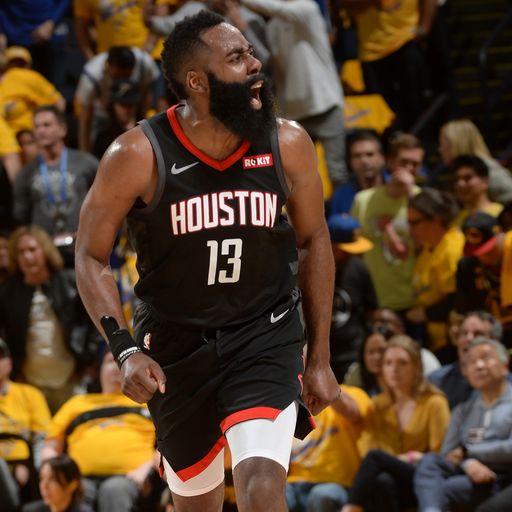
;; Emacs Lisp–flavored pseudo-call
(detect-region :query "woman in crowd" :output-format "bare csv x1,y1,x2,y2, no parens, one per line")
341,336,450,512
434,118,512,205
0,225,101,412
344,328,390,396
405,188,464,359
23,455,89,512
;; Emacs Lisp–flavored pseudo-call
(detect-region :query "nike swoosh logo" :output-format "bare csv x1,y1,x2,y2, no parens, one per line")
171,162,199,175
270,309,289,324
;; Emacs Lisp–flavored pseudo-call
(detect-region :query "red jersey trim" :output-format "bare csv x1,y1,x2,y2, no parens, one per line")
176,436,227,482
220,406,282,434
167,105,251,171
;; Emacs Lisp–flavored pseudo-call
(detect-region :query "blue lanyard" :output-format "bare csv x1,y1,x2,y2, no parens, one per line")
39,148,68,204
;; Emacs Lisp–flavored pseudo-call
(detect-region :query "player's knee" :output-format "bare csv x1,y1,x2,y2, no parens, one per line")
234,457,286,502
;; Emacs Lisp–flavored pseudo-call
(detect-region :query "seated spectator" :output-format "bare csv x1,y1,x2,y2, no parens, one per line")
405,188,464,353
13,106,98,265
428,310,503,410
341,335,450,512
75,46,160,152
414,337,512,511
286,385,372,511
41,351,158,512
351,134,423,316
456,212,512,346
0,336,51,510
344,329,392,397
327,214,377,381
23,454,90,512
451,155,503,227
92,80,141,160
345,310,440,394
329,130,385,216
432,118,512,205
0,48,65,135
0,226,101,412
16,129,38,166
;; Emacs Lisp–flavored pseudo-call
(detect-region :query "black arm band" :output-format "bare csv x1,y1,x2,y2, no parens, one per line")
100,316,141,368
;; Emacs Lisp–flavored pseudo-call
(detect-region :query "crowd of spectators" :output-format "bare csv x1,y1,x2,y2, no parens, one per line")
0,1,512,512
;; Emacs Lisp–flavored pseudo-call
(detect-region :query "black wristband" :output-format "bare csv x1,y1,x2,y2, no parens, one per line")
100,316,141,368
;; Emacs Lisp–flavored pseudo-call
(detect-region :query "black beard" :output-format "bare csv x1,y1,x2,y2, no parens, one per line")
207,71,275,143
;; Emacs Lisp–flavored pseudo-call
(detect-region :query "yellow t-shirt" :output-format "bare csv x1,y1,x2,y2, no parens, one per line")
351,185,420,310
288,386,372,487
413,227,465,350
0,381,51,461
0,115,20,155
0,68,62,133
47,393,155,476
355,0,418,62
452,203,504,228
358,391,450,457
74,0,150,52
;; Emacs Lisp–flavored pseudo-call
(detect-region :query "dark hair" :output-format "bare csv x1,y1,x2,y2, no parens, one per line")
358,328,394,393
33,105,66,126
41,455,83,502
161,10,225,99
347,129,383,155
107,46,135,69
15,129,34,143
408,187,459,227
451,154,489,178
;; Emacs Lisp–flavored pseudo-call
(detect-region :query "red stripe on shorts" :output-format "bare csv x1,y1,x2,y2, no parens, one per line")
220,406,282,433
176,436,227,482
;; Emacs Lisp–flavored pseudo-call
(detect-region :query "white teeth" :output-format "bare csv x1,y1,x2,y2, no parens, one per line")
251,81,263,89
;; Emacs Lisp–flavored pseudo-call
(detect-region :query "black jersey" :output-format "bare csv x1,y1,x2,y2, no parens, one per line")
126,106,298,327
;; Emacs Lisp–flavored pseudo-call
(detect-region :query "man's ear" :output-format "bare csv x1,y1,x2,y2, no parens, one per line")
186,70,208,94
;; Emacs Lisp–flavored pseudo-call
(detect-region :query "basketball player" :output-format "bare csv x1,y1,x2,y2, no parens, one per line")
75,11,339,512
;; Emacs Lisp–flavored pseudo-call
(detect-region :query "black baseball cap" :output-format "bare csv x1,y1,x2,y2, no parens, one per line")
462,211,500,256
327,215,373,254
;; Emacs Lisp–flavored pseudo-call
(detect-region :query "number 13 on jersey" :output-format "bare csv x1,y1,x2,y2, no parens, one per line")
206,239,243,285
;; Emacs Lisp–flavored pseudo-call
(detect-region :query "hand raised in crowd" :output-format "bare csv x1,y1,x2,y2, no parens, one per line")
120,352,166,404
31,20,55,43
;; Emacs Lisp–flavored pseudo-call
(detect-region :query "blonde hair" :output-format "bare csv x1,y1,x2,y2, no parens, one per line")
441,119,492,160
8,225,64,276
380,335,442,404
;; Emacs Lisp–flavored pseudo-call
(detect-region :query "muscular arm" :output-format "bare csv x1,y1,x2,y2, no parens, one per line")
75,128,165,403
279,119,338,415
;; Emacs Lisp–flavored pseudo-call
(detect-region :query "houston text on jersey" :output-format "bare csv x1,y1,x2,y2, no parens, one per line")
170,190,278,235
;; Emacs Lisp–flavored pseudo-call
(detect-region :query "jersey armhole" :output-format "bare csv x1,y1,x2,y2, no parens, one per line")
132,119,167,215
271,120,291,199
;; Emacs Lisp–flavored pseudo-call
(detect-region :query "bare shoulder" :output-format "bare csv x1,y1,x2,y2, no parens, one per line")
276,118,317,185
93,125,156,204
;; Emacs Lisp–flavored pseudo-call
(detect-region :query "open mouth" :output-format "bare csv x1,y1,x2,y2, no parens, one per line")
250,80,263,110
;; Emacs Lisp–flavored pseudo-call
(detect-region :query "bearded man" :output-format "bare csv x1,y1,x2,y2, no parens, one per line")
75,10,338,512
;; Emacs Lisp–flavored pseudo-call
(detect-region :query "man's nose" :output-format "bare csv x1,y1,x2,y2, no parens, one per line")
247,53,261,75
